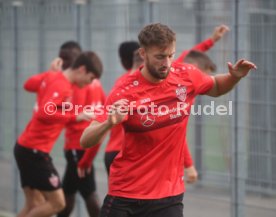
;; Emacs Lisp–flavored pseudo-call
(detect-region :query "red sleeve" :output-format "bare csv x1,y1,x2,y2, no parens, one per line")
86,80,106,106
96,80,107,104
35,82,76,123
175,38,214,63
95,86,126,123
175,51,189,63
100,86,107,105
24,72,48,92
95,95,111,123
190,38,214,53
183,140,193,168
188,65,215,95
78,143,101,169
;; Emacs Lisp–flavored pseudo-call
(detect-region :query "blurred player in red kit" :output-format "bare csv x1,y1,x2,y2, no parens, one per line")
14,46,103,217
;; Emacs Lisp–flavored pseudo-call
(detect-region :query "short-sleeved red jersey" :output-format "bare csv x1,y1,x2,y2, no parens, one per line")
97,62,214,199
18,72,75,153
104,38,214,154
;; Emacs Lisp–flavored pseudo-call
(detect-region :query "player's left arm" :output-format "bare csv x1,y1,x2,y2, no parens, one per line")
206,59,257,97
24,57,63,93
185,165,198,184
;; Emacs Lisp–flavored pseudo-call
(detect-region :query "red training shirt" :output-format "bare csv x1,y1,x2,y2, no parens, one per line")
105,38,214,154
96,61,214,199
18,71,75,153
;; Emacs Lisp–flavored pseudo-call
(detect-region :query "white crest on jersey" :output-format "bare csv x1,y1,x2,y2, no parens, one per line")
175,86,187,102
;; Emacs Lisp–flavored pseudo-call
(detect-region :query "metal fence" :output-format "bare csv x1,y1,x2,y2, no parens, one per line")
0,0,276,216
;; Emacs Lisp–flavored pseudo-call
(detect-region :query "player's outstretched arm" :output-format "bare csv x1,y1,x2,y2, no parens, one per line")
176,24,230,63
190,24,230,52
206,59,257,97
24,57,63,93
80,99,129,148
24,72,48,92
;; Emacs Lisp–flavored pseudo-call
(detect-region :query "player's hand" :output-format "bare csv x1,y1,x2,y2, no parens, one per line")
49,57,63,71
107,99,129,126
76,111,95,122
185,165,198,184
228,59,257,78
211,24,230,42
77,166,92,178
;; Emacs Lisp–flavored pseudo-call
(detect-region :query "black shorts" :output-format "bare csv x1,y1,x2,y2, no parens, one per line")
100,194,184,217
14,143,61,191
62,150,96,199
104,151,119,175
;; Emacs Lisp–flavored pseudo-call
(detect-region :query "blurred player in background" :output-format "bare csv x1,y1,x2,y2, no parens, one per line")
52,42,105,217
104,41,140,175
28,41,105,217
14,47,102,217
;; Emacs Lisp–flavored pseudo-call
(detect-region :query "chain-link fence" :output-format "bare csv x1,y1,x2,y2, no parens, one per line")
0,0,275,216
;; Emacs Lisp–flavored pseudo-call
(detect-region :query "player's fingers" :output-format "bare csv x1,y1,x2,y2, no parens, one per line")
113,103,129,115
235,59,245,67
241,60,257,69
186,178,194,184
221,24,230,32
110,115,118,124
57,58,63,67
188,176,197,183
113,99,129,108
227,62,233,71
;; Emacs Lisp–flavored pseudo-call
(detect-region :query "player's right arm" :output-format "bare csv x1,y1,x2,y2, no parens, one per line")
24,57,63,92
80,98,129,148
24,72,48,92
35,80,93,123
80,120,112,149
183,140,198,184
